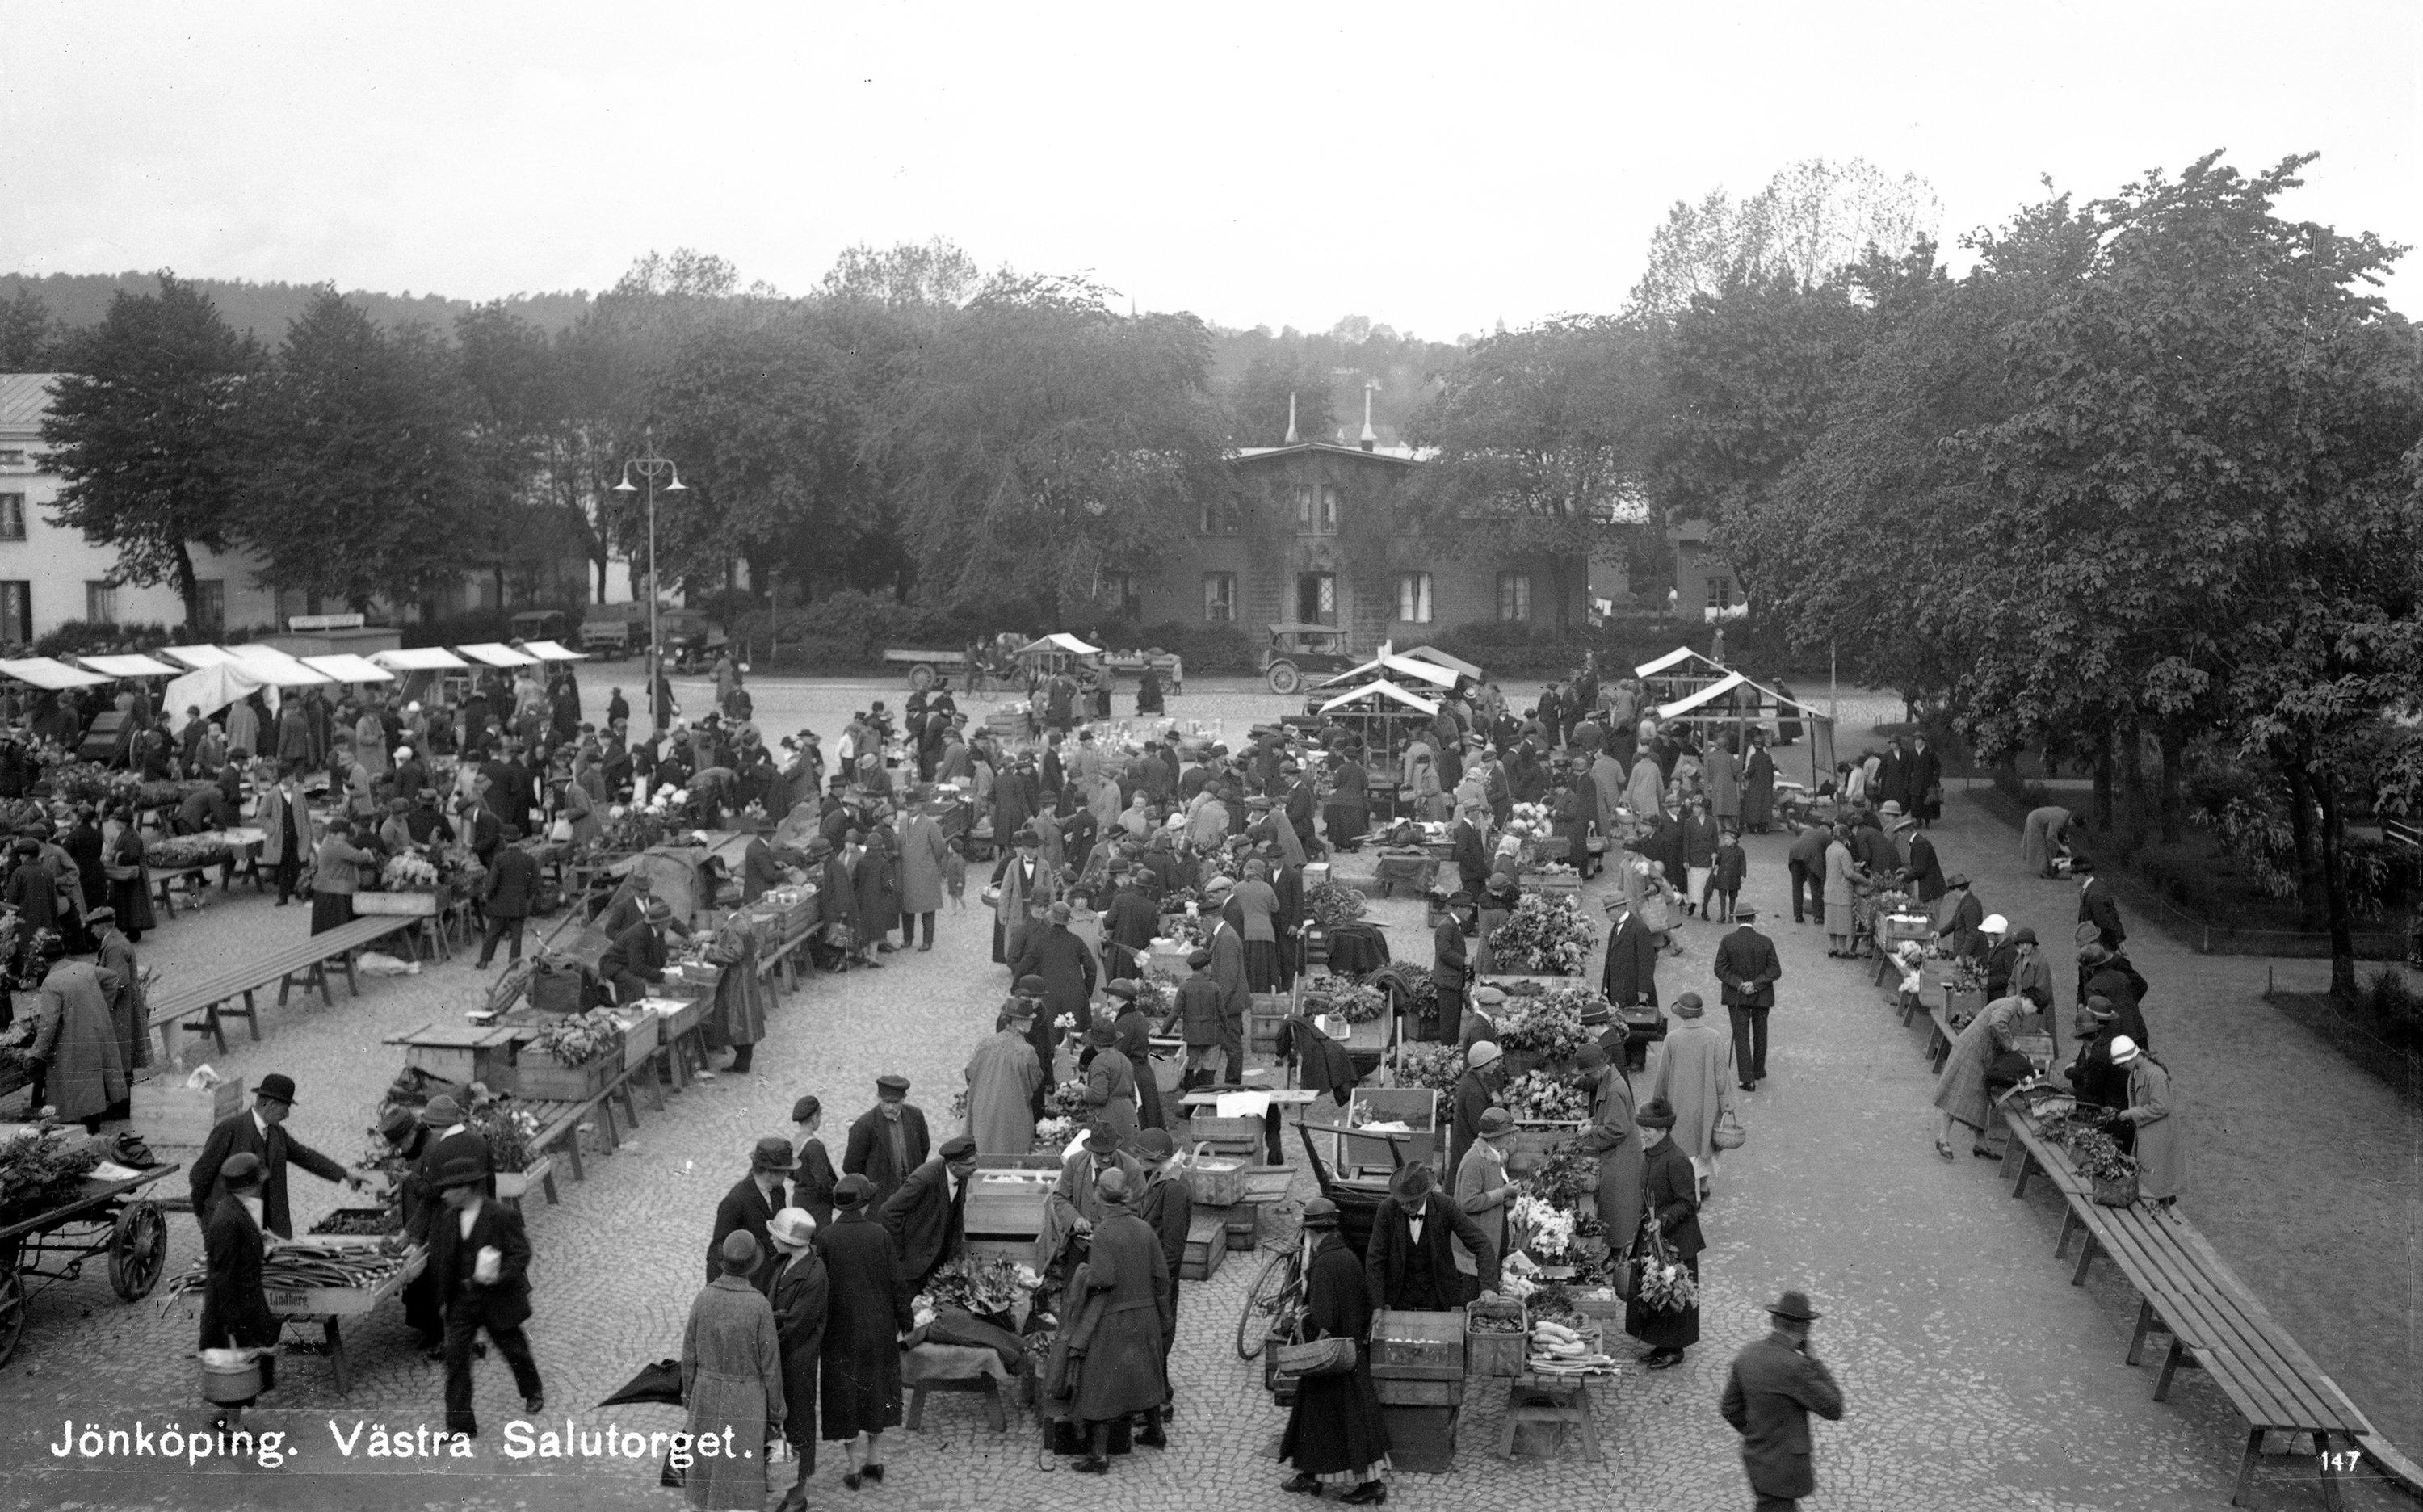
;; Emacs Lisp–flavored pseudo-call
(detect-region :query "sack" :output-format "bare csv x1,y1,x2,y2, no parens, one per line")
548,817,574,843
1711,1107,1746,1151
1272,1335,1358,1379
2092,1170,2140,1208
530,958,588,1015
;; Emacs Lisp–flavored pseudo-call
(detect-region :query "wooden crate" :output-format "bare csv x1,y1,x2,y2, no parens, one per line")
507,1048,615,1102
355,888,446,917
614,1010,661,1074
1188,1115,1266,1159
1375,1376,1465,1407
1179,1210,1227,1280
1371,1308,1466,1380
129,1076,244,1147
1246,993,1289,1056
387,1023,523,1089
1182,1150,1250,1207
1518,871,1581,896
1224,1203,1260,1250
964,1167,1056,1238
1506,1121,1587,1178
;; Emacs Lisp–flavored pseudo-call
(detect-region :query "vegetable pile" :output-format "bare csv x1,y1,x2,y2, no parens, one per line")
0,1127,106,1224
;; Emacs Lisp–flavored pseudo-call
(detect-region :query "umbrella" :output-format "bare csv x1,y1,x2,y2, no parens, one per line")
597,1358,684,1408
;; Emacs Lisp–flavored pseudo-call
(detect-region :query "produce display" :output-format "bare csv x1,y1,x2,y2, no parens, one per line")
1486,892,1595,976
1502,1069,1588,1122
309,1209,400,1237
165,1240,415,1297
0,1127,106,1225
1306,881,1367,931
1525,1317,1617,1374
381,852,441,892
1394,1044,1464,1094
913,1254,1044,1323
526,1009,624,1066
1492,989,1598,1061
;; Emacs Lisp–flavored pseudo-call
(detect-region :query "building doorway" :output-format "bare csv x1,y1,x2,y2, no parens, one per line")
1295,571,1337,626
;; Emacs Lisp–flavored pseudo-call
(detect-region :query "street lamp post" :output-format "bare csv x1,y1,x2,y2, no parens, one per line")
611,427,687,735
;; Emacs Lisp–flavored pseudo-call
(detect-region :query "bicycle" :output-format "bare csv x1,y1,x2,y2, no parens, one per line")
1234,1237,1306,1361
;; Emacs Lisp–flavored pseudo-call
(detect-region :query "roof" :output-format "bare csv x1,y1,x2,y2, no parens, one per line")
372,647,468,671
1655,667,1834,724
456,642,538,667
1266,622,1346,637
1230,441,1418,467
1317,680,1441,717
0,373,61,434
1014,633,1102,657
0,655,109,691
77,653,180,678
1317,653,1461,691
300,653,394,682
519,639,588,662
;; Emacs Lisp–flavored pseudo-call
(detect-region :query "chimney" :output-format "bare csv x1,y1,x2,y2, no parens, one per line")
1284,391,1299,445
1359,381,1378,452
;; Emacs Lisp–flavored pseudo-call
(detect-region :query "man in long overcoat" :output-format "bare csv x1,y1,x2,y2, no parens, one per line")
894,805,948,951
30,955,126,1130
1203,884,1250,1083
1050,1168,1170,1474
708,1137,795,1294
842,1075,930,1213
878,1135,977,1289
683,1231,787,1510
1720,1291,1846,1510
1012,902,1098,1040
189,1073,359,1237
964,1001,1044,1155
816,1174,913,1485
1573,1041,1645,1258
1602,900,1661,1010
1713,909,1782,1089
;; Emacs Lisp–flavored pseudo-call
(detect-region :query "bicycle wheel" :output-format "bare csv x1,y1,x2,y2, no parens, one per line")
1234,1245,1300,1361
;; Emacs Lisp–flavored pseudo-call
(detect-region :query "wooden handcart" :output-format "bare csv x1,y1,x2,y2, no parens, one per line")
0,1161,180,1366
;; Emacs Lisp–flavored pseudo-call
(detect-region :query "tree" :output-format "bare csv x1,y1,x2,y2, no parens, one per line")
1228,351,1336,446
1400,317,1663,630
817,237,979,312
456,302,593,610
243,292,480,609
0,288,58,371
1629,158,1941,319
39,274,265,629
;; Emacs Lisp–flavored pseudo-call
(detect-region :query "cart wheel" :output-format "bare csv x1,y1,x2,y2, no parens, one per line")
1235,1245,1300,1361
0,1265,23,1367
1266,661,1301,695
907,662,936,691
109,1201,167,1301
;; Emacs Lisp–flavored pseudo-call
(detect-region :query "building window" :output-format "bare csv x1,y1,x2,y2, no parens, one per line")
1395,571,1434,624
0,450,24,467
195,579,225,635
1707,575,1734,608
1297,571,1337,625
0,494,24,541
1321,485,1338,532
1203,572,1237,623
0,582,27,647
85,581,117,624
1102,571,1141,621
1497,571,1531,622
1199,498,1239,535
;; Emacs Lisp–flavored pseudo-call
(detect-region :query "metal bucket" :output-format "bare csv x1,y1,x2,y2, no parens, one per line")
199,1354,265,1405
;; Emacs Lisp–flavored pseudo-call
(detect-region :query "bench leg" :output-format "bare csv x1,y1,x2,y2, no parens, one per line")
640,1055,666,1111
241,989,261,1042
2126,1298,2162,1366
342,951,360,998
540,1167,560,1206
559,1132,586,1183
278,971,295,1008
201,1005,229,1057
2232,1426,2264,1506
594,1096,620,1151
2070,1233,2100,1285
906,1388,927,1432
325,1317,350,1396
614,1080,640,1128
2319,1430,2347,1512
2011,1151,2037,1199
157,1021,179,1066
981,1376,1006,1432
2154,1337,2188,1400
2054,1206,2081,1260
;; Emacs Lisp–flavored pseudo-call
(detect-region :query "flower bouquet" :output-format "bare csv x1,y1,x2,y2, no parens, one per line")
1394,1043,1465,1094
382,852,442,892
1493,992,1594,1064
1487,892,1594,976
1525,1148,1599,1209
1306,881,1366,931
1503,1069,1589,1123
1510,1192,1578,1260
1031,1117,1078,1153
1634,1252,1699,1313
1042,1079,1093,1122
527,1009,623,1067
916,1254,1043,1322
468,1102,542,1173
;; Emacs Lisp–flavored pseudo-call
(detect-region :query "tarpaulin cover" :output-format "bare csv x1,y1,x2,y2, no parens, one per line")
78,653,181,678
159,645,243,670
456,642,537,667
300,653,395,682
1317,680,1441,716
1014,633,1102,657
165,662,280,731
227,645,333,686
519,639,587,662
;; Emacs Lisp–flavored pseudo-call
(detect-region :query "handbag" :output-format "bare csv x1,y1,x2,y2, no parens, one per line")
1272,1333,1358,1379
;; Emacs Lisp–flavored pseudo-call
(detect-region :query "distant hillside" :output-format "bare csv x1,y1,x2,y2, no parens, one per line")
0,271,593,345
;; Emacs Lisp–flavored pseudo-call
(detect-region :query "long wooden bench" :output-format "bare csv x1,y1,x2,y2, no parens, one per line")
2001,1104,2387,1507
145,914,419,1061
514,1047,666,1192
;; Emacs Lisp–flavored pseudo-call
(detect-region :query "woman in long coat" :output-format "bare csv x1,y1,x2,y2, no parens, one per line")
1051,1171,1169,1466
816,1175,912,1486
1278,1199,1390,1497
1821,827,1860,957
1740,739,1776,833
31,956,127,1130
1930,995,2026,1160
1079,1023,1140,1141
682,1233,787,1511
91,912,149,1089
1549,775,1589,872
851,828,900,956
707,914,771,1073
964,1006,1044,1156
560,770,603,850
1624,748,1666,822
2112,1040,2185,1206
766,1211,829,1512
1573,1042,1644,1257
1623,1101,1703,1368
101,806,157,939
1649,996,1735,1193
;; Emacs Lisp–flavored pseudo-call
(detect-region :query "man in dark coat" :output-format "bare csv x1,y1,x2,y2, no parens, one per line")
1172,950,1224,1093
1720,1289,1846,1510
1098,867,1157,981
1900,817,1946,902
598,899,674,1004
189,1073,360,1238
1786,824,1830,926
1430,894,1469,1041
842,1075,930,1213
1012,901,1099,1039
878,1133,976,1289
1934,874,1984,958
1452,811,1490,901
1363,1163,1499,1309
1875,735,1915,813
2077,859,2126,951
477,839,540,969
1129,1128,1191,1434
2079,943,2151,1020
428,1153,544,1435
708,1136,796,1293
1279,1198,1390,1497
1602,901,1661,1010
816,1174,913,1483
1052,1167,1170,1475
1713,908,1782,1090
197,1153,279,1382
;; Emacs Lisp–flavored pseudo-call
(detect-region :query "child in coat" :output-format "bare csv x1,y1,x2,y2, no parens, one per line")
943,836,969,910
1707,829,1747,922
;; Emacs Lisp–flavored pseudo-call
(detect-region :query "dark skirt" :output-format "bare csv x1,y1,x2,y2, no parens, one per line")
819,1342,903,1440
1244,939,1282,993
1623,1254,1701,1350
992,916,1007,964
311,891,355,934
110,872,157,934
1280,1353,1392,1476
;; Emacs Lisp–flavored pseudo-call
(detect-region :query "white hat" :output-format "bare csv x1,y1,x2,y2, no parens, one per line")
1467,1040,1503,1069
1981,914,2009,935
2110,1035,2141,1065
393,746,413,761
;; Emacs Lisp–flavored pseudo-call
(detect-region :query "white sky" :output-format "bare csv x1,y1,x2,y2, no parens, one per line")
3,1,2418,338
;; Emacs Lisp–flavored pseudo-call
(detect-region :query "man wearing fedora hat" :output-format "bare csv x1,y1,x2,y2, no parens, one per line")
708,1136,797,1294
1720,1288,1845,1510
1039,1124,1144,1272
1714,907,1783,1091
430,1152,545,1435
989,824,1056,966
843,1075,930,1214
197,1151,279,1416
1367,1162,1499,1310
879,1133,979,1290
598,897,677,1006
190,1072,364,1240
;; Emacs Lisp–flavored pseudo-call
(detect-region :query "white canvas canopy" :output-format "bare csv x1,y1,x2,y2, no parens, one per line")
1015,632,1102,657
1635,645,1729,679
300,653,395,682
165,661,279,732
1318,680,1441,716
228,644,333,686
1652,666,1837,791
520,639,587,662
1317,653,1461,691
0,657,110,691
160,644,242,670
1396,645,1483,682
78,653,181,678
372,647,468,672
456,642,538,668
1654,671,1749,720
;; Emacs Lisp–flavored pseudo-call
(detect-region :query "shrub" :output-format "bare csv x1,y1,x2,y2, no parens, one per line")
2362,968,2422,1047
34,620,174,658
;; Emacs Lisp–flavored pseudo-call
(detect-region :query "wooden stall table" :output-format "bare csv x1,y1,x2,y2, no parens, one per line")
145,914,420,1062
177,1243,426,1396
1496,1371,1606,1462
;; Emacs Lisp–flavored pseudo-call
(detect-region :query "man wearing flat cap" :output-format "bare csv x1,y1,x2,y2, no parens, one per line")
1459,984,1507,1053
709,1136,797,1293
1365,1162,1498,1310
1720,1289,1845,1510
430,1151,544,1435
843,1075,930,1212
1012,898,1099,1044
880,1133,979,1289
190,1072,364,1239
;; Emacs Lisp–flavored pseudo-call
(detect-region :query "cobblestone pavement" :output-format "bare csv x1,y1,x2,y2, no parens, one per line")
0,674,2407,1510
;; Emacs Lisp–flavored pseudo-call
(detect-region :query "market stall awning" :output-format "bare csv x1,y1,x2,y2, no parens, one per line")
371,647,468,672
77,653,181,678
1655,670,1749,720
1636,645,1736,679
519,639,587,662
0,656,111,691
1317,654,1461,691
1014,632,1102,657
227,644,334,686
1318,680,1441,717
160,644,242,670
165,662,278,731
300,653,395,682
1396,645,1483,681
456,642,537,667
